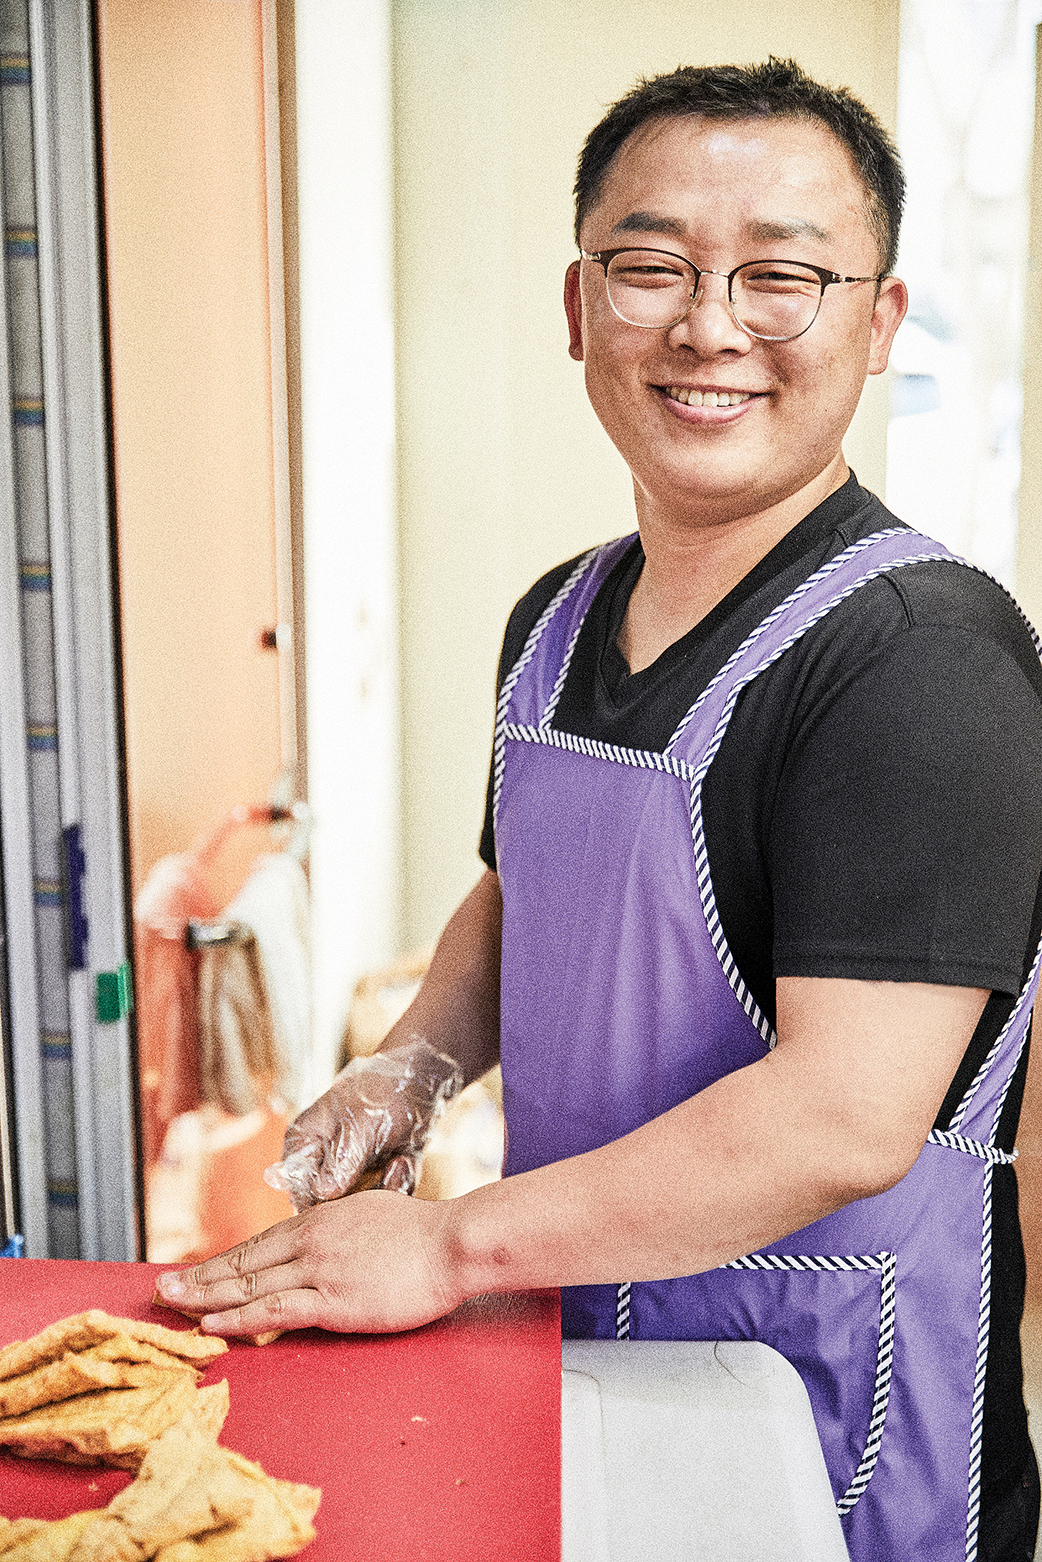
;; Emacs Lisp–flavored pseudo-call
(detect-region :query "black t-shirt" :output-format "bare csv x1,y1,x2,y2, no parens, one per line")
479,473,1042,1515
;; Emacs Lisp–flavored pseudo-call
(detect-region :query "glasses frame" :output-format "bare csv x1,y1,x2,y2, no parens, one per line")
580,247,882,341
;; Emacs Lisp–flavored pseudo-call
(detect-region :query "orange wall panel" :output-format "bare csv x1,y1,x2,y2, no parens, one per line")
96,0,283,909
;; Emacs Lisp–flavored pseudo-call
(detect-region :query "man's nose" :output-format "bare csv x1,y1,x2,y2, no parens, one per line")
667,271,752,353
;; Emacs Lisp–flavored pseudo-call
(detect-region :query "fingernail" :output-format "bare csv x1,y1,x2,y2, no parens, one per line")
157,1273,185,1298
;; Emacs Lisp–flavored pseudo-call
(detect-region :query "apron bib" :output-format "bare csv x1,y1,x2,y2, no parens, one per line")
493,526,1042,1561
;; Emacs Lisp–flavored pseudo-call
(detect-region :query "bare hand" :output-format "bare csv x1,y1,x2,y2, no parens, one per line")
155,1190,463,1337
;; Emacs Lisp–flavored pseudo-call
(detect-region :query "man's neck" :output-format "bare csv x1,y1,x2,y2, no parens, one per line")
618,460,850,674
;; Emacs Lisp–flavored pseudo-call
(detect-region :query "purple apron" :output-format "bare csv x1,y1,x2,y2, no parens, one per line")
493,527,1042,1561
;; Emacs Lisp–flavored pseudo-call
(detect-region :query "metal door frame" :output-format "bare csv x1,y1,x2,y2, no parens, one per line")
0,0,137,1259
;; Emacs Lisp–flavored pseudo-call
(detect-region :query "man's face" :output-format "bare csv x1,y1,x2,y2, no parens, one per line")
565,114,907,531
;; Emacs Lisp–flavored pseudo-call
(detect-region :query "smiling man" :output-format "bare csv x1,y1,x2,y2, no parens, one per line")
160,61,1042,1562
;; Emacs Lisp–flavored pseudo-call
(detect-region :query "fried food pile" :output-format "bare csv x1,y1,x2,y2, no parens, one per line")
0,1311,230,1470
0,1313,320,1562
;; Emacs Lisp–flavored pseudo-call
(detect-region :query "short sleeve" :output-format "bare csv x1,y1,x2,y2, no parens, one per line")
770,623,1042,995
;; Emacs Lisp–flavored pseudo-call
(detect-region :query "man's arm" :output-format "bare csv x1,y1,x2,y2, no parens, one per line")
378,868,502,1085
263,870,504,1204
441,975,987,1286
157,972,985,1334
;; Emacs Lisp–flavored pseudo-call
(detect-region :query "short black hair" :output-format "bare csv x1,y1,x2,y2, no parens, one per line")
574,58,905,277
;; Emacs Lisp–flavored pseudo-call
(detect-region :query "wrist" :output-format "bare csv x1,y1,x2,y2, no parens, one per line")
376,1033,464,1099
437,1181,523,1302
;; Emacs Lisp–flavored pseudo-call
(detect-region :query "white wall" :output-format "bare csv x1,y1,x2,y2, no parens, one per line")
296,0,400,1080
888,0,1042,588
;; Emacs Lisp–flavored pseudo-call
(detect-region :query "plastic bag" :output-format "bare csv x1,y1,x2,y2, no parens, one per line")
264,1036,463,1211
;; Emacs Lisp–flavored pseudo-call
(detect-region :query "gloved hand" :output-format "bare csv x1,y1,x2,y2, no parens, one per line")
264,1036,463,1211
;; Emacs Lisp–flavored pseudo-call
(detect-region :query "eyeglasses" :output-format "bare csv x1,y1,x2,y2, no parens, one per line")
580,248,881,342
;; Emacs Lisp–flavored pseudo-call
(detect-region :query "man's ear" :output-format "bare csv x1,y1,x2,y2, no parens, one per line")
867,275,908,376
564,260,584,361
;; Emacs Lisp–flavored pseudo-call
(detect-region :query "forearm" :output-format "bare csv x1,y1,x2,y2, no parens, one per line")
436,976,989,1299
437,1053,853,1296
380,868,502,1085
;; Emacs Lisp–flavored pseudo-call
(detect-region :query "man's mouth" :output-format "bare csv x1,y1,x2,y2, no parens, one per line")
664,386,753,408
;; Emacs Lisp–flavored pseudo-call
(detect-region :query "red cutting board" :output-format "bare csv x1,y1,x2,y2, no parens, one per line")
0,1260,561,1560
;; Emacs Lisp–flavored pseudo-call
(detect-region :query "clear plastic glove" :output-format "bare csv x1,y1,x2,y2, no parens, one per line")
264,1036,463,1211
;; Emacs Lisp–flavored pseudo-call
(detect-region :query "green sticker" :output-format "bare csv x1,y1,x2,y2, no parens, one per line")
95,959,133,1023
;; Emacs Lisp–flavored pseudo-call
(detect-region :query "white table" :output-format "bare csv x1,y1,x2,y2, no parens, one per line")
562,1339,850,1561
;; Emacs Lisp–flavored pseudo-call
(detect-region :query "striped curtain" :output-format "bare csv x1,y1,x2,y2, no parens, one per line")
0,0,137,1261
0,0,79,1255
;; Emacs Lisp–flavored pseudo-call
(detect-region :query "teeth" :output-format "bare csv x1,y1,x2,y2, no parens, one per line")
667,387,751,407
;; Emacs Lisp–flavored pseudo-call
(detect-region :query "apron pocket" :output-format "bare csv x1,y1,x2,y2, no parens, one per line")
629,1250,897,1515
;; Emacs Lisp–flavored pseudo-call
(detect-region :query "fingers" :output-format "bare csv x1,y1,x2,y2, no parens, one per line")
157,1245,321,1339
268,1122,367,1208
276,1049,456,1205
198,1288,323,1339
162,1257,303,1321
156,1221,301,1312
267,1150,399,1211
316,1129,366,1198
264,1145,321,1208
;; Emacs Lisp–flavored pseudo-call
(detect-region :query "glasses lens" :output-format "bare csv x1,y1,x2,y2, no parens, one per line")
731,262,823,340
605,251,694,327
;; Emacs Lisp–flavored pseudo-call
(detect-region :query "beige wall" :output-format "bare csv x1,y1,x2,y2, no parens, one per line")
393,0,901,948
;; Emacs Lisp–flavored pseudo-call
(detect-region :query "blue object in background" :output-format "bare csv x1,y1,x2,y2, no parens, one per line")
890,371,942,418
1,1234,24,1256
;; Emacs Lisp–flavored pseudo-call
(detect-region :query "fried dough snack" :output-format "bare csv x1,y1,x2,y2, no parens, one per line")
0,1313,229,1470
67,1405,319,1562
0,1315,228,1383
2,1406,319,1562
1,1314,319,1560
0,1344,209,1420
0,1509,96,1560
0,1378,230,1471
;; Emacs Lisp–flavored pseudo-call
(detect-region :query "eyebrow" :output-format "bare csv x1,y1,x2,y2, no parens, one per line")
746,218,832,244
611,211,687,238
609,211,832,246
